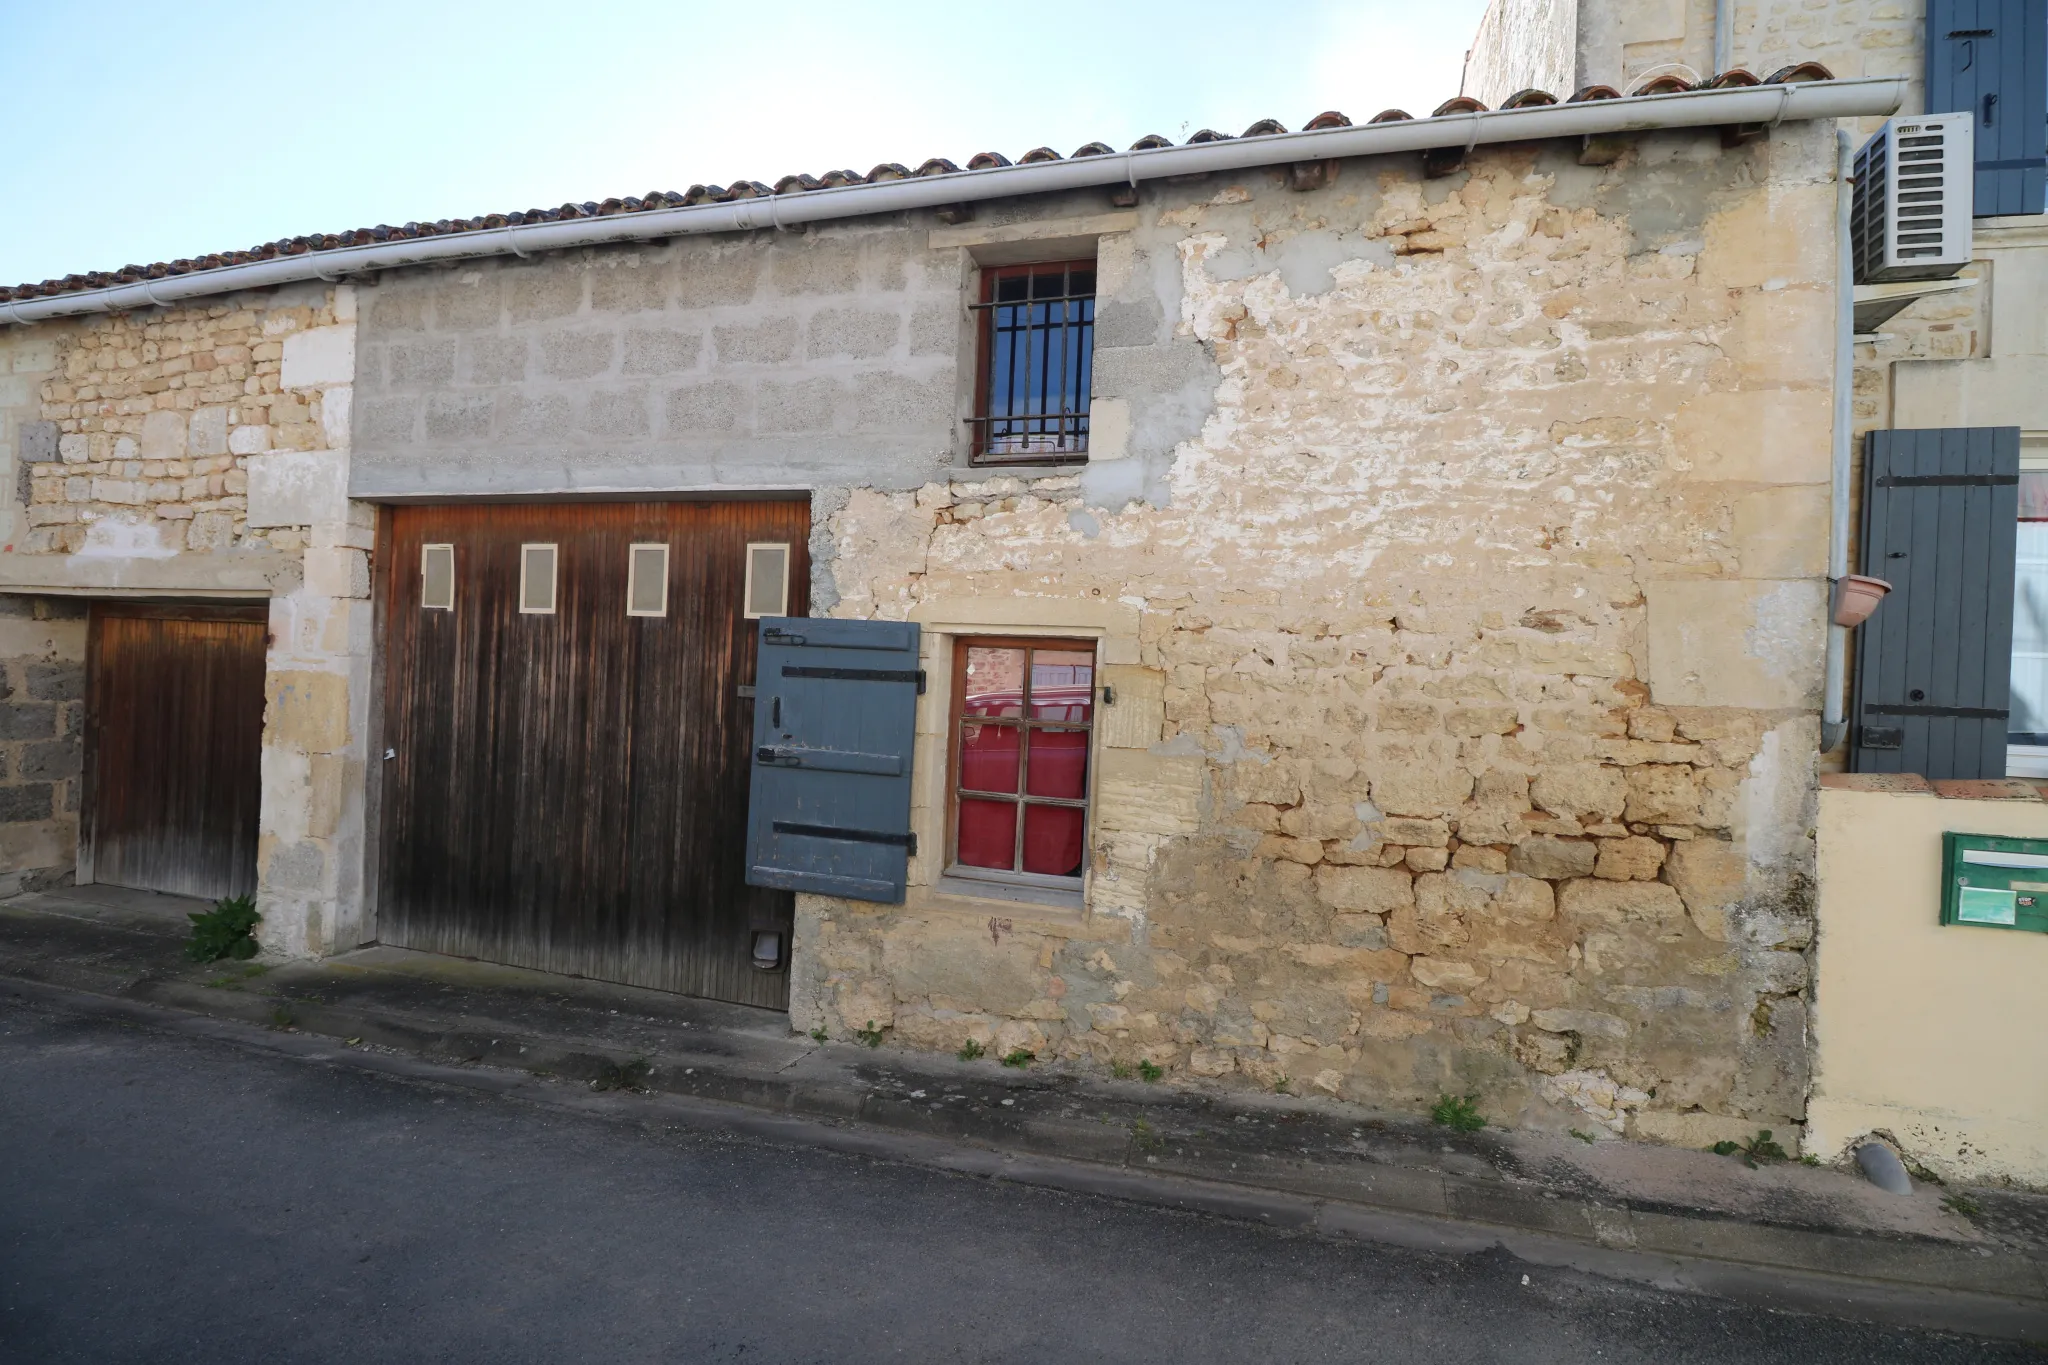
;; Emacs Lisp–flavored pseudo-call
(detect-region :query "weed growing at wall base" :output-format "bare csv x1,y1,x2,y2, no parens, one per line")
1431,1095,1486,1132
185,895,260,963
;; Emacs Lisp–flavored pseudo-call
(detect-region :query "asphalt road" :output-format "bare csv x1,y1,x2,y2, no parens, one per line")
0,991,2023,1365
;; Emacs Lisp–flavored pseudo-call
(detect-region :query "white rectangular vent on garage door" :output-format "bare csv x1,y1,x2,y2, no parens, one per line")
1853,112,1974,283
627,543,668,617
520,544,557,614
421,544,454,610
744,543,790,619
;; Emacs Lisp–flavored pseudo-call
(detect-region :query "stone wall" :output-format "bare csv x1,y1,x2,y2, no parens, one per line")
21,286,350,557
795,125,1839,1146
0,286,372,959
1462,0,1580,107
0,596,86,894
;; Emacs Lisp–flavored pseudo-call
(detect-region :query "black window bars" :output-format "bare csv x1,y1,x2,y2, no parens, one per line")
969,261,1094,463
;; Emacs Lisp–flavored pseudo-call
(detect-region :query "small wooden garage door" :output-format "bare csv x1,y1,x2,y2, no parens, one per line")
85,602,267,900
377,501,809,1009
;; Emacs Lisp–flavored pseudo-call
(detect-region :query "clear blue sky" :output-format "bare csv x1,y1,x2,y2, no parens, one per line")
0,1,1491,287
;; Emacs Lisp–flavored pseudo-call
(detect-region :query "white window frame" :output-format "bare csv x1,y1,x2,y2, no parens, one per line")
2008,440,2048,776
420,543,455,611
626,543,669,618
519,543,558,615
744,542,791,620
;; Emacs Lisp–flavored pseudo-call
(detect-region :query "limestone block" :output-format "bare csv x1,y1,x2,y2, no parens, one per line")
1508,835,1597,880
992,1019,1048,1059
834,979,895,1033
1531,763,1626,821
1380,816,1449,847
281,324,356,391
1226,758,1299,806
1494,874,1556,922
1733,485,1828,579
1310,879,1409,945
1098,665,1164,749
1700,183,1834,291
247,450,347,529
1556,878,1686,925
1624,765,1701,825
1411,956,1486,993
1671,389,1829,485
1664,837,1744,941
304,547,370,600
1727,288,1832,388
265,670,352,752
1631,1109,1784,1151
1369,762,1473,819
320,386,353,451
1513,1029,1574,1073
1594,835,1667,881
1530,1008,1629,1040
188,406,229,457
228,424,272,456
1645,578,1824,709
185,513,237,552
1097,749,1203,835
1404,847,1449,872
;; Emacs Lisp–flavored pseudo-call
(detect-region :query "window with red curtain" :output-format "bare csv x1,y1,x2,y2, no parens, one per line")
949,638,1095,881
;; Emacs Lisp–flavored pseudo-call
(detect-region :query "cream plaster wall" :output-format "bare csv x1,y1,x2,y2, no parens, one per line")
1810,781,2048,1185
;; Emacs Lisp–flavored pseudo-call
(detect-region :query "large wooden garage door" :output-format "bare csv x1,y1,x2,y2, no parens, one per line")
377,501,809,1008
85,602,267,900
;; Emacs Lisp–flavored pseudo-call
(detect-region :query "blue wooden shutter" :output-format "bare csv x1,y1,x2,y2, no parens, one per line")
1927,0,2048,217
744,617,922,903
1852,427,2020,777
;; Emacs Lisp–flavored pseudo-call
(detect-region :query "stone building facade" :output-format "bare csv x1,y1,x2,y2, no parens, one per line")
0,75,1903,1150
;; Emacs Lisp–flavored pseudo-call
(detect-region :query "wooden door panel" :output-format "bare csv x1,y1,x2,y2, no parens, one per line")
87,603,266,900
378,501,809,1008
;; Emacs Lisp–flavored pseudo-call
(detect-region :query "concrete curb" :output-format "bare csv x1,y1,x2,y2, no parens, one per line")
2,966,2041,1344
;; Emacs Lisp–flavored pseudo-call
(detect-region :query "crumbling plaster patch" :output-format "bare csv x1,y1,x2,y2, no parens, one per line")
799,127,1839,1143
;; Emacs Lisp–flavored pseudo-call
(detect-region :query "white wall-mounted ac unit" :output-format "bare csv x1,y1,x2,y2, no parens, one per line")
1853,113,1974,284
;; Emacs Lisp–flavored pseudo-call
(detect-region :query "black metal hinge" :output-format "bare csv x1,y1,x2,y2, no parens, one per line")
1874,473,2019,487
1864,703,2010,719
781,665,926,692
772,821,916,855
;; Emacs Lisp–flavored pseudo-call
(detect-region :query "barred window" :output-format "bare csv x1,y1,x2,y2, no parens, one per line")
970,261,1094,464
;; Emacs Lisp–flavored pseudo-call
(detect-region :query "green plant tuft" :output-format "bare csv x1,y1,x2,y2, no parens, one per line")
1110,1060,1132,1079
1137,1059,1164,1083
809,1026,828,1043
1272,1075,1290,1095
185,894,261,963
1711,1129,1789,1168
856,1020,885,1048
1431,1094,1486,1132
999,1048,1035,1068
957,1038,986,1061
1569,1129,1597,1144
1943,1192,1983,1220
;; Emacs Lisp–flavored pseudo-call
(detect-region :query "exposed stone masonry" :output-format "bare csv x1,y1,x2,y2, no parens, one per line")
23,297,348,555
800,131,1836,1148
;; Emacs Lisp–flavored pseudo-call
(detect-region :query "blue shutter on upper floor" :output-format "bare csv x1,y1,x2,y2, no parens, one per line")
1851,427,2021,779
744,617,922,903
1927,0,2048,217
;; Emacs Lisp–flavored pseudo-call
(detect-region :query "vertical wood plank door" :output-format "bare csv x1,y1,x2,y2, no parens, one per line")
378,501,810,1009
86,603,267,900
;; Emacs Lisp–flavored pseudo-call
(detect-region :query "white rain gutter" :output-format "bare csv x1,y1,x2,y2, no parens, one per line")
1821,126,1858,754
0,77,1905,327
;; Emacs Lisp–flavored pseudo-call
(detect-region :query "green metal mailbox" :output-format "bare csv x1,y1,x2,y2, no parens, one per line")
1941,833,2048,933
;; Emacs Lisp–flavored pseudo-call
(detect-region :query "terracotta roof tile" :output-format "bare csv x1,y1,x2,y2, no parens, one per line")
0,67,1831,306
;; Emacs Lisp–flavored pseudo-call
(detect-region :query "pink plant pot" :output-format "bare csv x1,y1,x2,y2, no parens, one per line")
1832,574,1892,628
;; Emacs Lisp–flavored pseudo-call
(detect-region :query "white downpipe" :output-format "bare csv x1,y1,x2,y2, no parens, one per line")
1713,0,1735,77
0,77,1905,327
1821,126,1856,754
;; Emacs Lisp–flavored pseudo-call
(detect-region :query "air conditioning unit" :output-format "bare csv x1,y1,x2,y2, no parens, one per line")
1853,113,1974,283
